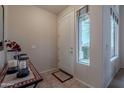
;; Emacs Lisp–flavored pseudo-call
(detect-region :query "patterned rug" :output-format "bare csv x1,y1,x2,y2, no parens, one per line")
52,69,73,83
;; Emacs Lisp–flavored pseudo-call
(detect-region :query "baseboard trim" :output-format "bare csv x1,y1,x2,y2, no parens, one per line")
105,76,113,88
74,77,94,88
40,67,58,74
105,67,120,88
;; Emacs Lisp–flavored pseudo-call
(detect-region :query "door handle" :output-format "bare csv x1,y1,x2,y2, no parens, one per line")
70,47,73,54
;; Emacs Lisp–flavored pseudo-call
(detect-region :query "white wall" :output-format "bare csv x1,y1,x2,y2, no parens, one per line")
102,6,120,87
6,5,57,73
75,6,103,87
120,6,124,68
57,9,75,75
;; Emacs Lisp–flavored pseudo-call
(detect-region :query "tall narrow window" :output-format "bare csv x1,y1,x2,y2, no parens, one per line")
77,6,90,65
110,8,119,59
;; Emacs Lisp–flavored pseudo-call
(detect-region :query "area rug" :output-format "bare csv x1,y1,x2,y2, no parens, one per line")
52,69,73,83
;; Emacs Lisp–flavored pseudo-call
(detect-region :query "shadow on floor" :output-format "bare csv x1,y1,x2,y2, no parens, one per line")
108,68,124,88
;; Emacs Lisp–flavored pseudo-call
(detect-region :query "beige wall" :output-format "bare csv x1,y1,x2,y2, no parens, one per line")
6,5,57,73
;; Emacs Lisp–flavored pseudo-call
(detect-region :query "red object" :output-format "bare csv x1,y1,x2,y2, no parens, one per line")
6,40,21,52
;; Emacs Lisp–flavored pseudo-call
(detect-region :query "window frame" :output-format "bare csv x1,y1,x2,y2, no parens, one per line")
77,6,90,65
110,8,119,60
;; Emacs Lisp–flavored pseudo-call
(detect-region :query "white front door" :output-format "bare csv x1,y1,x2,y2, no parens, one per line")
58,11,75,75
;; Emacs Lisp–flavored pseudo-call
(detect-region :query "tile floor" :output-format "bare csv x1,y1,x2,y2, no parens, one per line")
37,70,88,88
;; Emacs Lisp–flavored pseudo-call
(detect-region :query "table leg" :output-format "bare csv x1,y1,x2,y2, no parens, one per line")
33,83,38,88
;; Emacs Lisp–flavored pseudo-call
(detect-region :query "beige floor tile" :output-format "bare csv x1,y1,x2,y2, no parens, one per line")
48,79,60,85
63,78,76,87
46,75,57,81
38,79,52,88
39,69,88,88
70,80,88,88
51,82,66,88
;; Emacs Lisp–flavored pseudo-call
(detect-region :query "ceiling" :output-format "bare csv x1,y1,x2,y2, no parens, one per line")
36,5,68,15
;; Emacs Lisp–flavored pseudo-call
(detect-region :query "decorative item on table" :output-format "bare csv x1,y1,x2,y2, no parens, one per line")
6,49,18,74
5,40,21,52
17,54,30,78
5,40,21,74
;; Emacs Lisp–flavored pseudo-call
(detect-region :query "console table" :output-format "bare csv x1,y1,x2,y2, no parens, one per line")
0,61,43,88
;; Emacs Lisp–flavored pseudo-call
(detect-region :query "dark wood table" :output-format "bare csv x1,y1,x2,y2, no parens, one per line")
0,61,43,88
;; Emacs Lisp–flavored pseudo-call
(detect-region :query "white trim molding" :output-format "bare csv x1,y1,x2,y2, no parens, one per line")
74,77,94,88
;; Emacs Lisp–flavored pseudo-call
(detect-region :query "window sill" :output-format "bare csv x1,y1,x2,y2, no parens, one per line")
78,61,90,66
111,56,118,62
